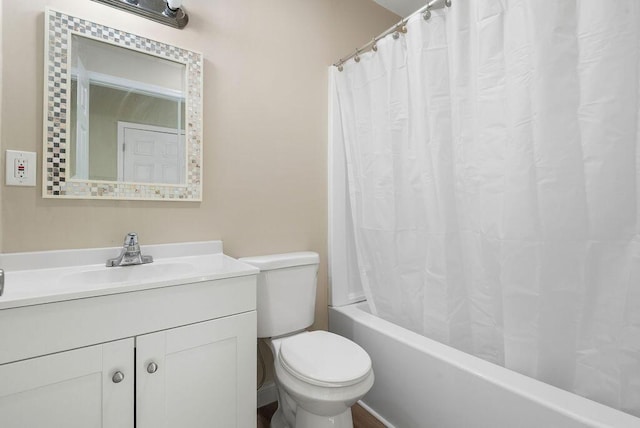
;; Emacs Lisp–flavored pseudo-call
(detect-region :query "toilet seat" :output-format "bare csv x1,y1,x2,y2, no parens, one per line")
278,331,372,388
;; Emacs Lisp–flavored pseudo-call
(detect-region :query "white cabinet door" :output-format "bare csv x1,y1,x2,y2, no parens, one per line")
0,338,134,428
136,312,257,428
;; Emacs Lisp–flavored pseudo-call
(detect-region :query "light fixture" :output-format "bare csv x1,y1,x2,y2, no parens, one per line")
91,0,189,29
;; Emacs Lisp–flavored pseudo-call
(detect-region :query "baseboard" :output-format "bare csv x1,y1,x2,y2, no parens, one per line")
257,381,277,408
358,400,395,428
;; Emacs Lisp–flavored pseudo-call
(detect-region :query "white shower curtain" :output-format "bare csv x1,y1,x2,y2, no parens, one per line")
332,0,640,416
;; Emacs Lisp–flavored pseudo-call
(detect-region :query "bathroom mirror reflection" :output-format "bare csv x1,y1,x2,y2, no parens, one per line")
43,9,203,200
70,35,186,184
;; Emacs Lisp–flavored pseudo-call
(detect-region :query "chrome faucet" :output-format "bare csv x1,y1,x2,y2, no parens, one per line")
0,269,4,296
106,233,153,267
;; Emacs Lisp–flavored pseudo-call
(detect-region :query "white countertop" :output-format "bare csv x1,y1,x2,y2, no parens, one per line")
0,241,258,310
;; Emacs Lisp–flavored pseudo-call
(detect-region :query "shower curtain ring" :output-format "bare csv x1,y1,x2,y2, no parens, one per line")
423,8,431,20
445,0,452,6
337,64,344,72
354,49,360,63
372,38,378,52
400,19,408,33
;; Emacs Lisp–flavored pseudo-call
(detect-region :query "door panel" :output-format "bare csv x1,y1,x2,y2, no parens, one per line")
119,123,184,185
0,339,134,428
136,312,257,428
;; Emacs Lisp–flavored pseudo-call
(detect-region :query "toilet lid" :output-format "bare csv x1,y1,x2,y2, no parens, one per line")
278,331,372,387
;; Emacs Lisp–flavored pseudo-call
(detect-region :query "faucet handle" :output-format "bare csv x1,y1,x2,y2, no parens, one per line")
124,232,139,247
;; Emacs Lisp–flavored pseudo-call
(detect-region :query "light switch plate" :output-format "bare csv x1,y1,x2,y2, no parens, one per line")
6,150,37,186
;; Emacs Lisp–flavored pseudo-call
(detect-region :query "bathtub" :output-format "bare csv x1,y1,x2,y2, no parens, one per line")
329,302,640,428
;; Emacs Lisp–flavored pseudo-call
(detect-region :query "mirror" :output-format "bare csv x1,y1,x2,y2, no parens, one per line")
43,9,203,200
70,35,186,184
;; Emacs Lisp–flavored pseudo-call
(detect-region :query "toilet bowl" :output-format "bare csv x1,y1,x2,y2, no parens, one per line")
239,252,374,428
268,331,374,428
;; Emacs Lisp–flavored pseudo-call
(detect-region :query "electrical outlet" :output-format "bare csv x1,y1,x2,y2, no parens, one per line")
15,158,27,178
6,150,37,186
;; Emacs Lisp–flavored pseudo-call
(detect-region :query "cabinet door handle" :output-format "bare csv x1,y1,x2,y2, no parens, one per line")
147,362,158,374
112,371,125,383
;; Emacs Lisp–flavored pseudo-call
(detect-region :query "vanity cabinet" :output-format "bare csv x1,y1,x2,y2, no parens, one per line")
0,272,257,428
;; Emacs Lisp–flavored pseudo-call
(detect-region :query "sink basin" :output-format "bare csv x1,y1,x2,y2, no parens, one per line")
0,241,259,310
61,262,195,288
1,260,199,305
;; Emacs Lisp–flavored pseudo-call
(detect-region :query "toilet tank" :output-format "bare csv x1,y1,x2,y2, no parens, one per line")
239,252,319,338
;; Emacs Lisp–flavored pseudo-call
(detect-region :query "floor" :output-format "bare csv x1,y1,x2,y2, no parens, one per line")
257,401,386,428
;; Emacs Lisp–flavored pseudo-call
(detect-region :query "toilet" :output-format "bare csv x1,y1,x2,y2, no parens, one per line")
239,252,374,428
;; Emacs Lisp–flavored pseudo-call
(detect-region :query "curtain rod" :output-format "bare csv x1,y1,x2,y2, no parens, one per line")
333,0,452,70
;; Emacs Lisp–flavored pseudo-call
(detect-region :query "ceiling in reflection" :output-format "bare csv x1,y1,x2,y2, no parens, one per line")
372,0,424,17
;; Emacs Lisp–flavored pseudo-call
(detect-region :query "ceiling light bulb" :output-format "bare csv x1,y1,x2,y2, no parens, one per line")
167,0,182,10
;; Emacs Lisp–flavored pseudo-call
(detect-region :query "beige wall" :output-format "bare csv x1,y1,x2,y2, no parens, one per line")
1,0,396,372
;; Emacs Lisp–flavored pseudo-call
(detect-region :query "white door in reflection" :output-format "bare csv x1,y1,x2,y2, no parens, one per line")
117,122,185,185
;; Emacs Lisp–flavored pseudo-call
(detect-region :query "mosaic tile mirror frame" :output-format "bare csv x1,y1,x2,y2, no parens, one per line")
43,8,203,201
